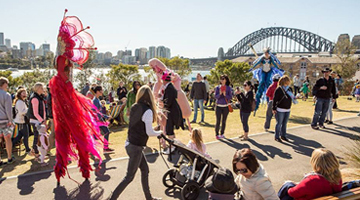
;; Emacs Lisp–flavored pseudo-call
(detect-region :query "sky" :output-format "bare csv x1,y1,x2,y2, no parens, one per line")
0,0,359,58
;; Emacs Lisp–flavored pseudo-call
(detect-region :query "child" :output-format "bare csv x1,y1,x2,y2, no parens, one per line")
355,84,360,102
100,100,107,115
36,124,49,166
300,82,310,101
187,128,211,158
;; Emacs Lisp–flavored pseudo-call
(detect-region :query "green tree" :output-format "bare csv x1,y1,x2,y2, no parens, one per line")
333,39,359,79
0,71,23,90
208,59,252,87
106,63,141,89
19,69,53,91
158,56,191,79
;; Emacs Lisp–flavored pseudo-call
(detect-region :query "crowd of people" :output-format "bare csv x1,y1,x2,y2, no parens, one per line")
0,63,359,199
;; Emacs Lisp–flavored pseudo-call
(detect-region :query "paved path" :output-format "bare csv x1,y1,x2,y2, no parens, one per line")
1,117,359,200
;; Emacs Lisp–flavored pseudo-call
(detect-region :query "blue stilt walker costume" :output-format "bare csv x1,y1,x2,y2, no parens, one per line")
249,48,284,111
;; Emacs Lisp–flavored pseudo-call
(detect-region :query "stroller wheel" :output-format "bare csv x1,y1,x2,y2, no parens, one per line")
162,169,176,188
181,181,200,200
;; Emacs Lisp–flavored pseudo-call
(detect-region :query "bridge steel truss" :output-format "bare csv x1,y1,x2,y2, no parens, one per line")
225,27,335,57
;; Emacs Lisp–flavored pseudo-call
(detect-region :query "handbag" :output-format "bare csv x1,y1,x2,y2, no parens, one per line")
225,98,233,113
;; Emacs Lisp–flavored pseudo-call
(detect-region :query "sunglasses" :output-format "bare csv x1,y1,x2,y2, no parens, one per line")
235,168,248,174
243,84,248,87
220,78,225,80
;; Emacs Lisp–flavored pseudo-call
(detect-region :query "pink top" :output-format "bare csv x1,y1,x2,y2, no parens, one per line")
31,98,46,122
187,141,211,158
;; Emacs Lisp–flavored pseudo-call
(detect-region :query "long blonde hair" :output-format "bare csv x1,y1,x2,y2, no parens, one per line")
310,148,341,185
135,85,157,123
191,128,204,153
278,75,291,87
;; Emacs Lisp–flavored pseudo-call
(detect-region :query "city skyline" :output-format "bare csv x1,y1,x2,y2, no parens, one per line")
0,0,359,58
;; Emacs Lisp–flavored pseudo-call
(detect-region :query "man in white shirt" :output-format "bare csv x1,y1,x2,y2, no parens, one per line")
293,74,301,96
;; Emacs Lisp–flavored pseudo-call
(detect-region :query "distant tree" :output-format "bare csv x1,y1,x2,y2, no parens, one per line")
333,39,359,80
19,69,53,91
208,60,252,87
158,56,191,79
0,71,22,90
106,63,141,89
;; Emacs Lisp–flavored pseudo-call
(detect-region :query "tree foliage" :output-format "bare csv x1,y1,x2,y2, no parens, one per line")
0,71,23,91
19,69,53,91
208,59,252,87
333,39,359,79
106,63,141,89
158,56,191,79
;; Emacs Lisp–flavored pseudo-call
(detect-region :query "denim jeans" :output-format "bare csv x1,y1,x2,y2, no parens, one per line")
110,143,152,200
275,111,290,139
311,98,330,126
215,106,229,136
193,99,205,122
240,111,251,132
326,98,335,121
264,101,274,129
278,182,296,200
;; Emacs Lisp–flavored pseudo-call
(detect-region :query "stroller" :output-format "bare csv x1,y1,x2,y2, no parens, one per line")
158,134,220,200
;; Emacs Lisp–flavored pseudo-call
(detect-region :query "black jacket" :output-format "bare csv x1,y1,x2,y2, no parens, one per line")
272,87,292,110
236,90,254,113
47,92,53,119
312,77,336,99
128,103,150,146
163,83,184,129
27,93,45,121
117,86,127,100
190,81,207,100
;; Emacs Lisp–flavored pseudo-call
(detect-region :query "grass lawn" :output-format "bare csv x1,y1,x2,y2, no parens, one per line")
1,96,359,178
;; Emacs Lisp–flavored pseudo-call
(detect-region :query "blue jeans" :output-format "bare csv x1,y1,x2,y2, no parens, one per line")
100,126,110,149
278,182,296,200
311,98,330,126
275,111,290,139
193,99,205,122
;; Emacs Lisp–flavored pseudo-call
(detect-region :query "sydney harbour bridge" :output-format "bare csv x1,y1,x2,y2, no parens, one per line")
189,26,359,67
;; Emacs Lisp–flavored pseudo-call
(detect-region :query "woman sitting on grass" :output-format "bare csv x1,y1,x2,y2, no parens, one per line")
278,148,342,200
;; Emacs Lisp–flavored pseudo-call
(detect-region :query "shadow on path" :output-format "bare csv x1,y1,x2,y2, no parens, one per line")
248,139,292,160
280,133,324,157
288,115,312,125
219,138,268,161
53,179,105,200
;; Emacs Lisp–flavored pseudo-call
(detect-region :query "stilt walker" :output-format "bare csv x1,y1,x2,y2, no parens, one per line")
50,9,105,186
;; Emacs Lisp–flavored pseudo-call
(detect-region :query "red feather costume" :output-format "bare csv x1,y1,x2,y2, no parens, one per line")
50,9,104,183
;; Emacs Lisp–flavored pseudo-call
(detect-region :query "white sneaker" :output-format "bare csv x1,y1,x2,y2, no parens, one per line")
162,146,176,155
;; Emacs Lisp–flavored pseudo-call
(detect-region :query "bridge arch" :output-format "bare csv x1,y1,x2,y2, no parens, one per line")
225,27,334,57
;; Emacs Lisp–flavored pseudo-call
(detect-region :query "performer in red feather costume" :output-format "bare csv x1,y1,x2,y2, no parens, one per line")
50,9,105,185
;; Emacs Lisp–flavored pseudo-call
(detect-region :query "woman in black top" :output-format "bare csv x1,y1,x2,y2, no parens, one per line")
272,75,294,143
236,81,254,141
110,85,162,200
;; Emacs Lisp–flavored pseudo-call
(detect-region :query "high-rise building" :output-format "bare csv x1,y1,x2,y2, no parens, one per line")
125,50,132,56
165,47,171,59
352,35,360,50
0,33,4,45
337,34,350,43
156,46,166,58
104,52,113,59
117,50,125,59
135,49,140,61
122,55,136,65
20,42,35,58
11,49,20,59
148,46,156,59
5,39,11,49
139,48,148,64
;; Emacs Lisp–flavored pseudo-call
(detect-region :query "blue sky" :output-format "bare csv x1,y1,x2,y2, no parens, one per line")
0,0,358,58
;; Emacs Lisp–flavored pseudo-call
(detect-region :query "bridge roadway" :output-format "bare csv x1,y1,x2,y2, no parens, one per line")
0,116,359,200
